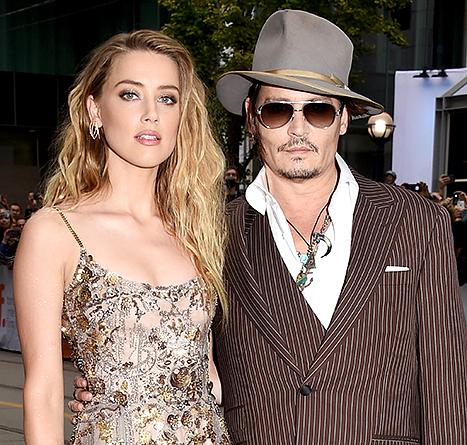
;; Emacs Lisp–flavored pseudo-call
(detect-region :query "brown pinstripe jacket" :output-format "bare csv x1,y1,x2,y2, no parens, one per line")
213,171,467,445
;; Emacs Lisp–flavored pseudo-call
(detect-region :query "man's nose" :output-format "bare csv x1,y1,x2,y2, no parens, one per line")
287,107,309,136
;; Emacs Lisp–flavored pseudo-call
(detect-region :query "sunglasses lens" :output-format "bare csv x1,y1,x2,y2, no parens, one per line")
303,102,337,128
260,103,294,128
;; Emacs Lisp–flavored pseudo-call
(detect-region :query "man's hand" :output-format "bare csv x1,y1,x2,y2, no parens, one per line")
3,228,16,244
438,174,452,195
419,182,430,200
68,376,92,423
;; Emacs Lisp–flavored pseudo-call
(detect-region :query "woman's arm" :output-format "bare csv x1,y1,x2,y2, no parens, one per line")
208,330,222,405
14,211,68,444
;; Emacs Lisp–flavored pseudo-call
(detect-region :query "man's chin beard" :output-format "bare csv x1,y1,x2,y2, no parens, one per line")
278,166,320,180
256,134,321,180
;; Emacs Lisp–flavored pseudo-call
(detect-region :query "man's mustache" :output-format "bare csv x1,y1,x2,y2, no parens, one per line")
277,137,319,153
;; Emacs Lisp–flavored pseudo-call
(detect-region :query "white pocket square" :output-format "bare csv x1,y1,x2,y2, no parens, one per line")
385,266,410,272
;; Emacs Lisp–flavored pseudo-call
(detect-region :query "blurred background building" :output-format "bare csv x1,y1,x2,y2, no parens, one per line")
0,0,466,203
344,0,467,185
0,1,168,205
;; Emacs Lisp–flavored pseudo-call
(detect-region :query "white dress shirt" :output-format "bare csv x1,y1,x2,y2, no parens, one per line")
245,153,358,328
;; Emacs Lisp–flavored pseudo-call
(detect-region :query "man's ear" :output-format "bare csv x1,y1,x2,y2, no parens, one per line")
339,105,350,136
86,95,102,128
244,97,257,136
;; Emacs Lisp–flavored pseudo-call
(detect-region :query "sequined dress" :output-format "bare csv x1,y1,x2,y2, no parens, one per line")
57,210,230,445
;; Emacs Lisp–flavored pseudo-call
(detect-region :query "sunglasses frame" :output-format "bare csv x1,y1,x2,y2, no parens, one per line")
255,100,343,130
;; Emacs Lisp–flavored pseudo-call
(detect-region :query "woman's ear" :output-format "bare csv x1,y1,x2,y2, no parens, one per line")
86,95,102,128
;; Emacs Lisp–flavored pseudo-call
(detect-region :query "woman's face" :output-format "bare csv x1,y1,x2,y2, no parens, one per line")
0,211,11,229
87,50,181,174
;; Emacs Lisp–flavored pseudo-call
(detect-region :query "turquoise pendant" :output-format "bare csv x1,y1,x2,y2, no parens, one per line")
299,253,309,264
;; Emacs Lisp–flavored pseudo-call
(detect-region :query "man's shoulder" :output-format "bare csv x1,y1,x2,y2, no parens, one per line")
225,196,263,239
225,195,249,219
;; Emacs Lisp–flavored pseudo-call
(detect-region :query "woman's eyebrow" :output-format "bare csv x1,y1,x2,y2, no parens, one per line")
113,80,180,94
114,79,143,88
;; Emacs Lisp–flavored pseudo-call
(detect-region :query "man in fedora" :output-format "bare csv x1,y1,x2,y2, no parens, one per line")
69,9,466,445
213,9,467,445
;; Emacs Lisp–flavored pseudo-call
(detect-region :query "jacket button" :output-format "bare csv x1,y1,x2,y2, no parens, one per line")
300,384,312,396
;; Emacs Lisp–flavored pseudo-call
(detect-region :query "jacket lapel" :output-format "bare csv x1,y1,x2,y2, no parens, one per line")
306,173,405,375
247,208,327,374
225,200,301,374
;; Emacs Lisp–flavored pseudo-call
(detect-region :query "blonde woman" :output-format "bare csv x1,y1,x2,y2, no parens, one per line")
14,30,229,444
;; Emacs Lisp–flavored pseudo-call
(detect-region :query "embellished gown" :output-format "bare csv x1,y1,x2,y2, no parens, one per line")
57,210,230,445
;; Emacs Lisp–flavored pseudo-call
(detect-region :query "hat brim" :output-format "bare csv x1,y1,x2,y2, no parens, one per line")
216,71,384,118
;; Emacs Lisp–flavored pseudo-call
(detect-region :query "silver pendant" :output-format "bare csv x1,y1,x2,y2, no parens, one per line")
314,233,332,257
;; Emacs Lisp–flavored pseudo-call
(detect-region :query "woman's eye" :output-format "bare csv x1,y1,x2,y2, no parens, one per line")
158,95,178,105
120,91,138,100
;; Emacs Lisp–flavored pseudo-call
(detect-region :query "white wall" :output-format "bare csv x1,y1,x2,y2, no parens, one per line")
392,68,467,187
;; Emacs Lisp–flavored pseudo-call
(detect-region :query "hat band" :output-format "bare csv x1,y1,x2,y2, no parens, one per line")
265,69,350,91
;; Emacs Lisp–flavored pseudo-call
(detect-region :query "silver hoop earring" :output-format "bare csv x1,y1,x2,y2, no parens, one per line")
89,122,100,140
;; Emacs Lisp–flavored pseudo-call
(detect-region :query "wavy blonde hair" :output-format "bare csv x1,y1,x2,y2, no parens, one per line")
44,30,227,314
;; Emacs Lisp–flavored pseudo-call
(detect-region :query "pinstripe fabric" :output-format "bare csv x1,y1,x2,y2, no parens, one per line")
213,171,467,445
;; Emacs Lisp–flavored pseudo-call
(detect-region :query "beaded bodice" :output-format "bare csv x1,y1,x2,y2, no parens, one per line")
59,221,229,445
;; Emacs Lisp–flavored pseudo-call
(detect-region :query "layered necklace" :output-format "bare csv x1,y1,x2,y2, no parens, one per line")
286,172,339,291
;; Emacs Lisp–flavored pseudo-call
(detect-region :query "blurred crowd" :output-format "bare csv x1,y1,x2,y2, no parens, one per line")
0,191,43,268
385,171,467,286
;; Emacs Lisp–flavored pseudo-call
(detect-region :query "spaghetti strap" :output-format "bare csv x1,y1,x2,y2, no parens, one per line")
52,206,85,249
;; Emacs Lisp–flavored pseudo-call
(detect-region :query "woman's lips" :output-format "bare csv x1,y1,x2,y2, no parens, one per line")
135,131,161,145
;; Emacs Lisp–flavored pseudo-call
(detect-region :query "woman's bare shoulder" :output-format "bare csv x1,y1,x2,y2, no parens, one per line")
22,207,66,236
19,207,77,256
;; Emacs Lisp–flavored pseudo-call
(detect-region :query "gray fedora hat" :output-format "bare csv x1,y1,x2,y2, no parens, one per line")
216,9,384,117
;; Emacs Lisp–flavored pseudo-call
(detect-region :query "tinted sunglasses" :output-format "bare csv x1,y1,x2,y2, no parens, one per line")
255,101,343,129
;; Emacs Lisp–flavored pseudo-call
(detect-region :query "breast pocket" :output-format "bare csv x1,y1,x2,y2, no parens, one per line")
380,268,414,287
377,267,418,321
